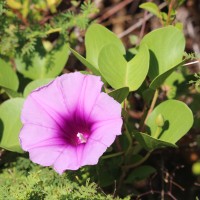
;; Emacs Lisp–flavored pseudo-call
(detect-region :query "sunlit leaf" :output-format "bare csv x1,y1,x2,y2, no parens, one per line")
141,26,185,89
0,58,19,91
0,98,24,153
99,44,149,91
15,43,69,80
85,24,125,69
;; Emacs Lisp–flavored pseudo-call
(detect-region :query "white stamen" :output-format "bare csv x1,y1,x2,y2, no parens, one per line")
77,132,87,143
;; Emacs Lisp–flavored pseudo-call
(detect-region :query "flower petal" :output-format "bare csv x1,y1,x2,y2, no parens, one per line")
89,92,122,122
80,138,107,166
21,78,67,129
59,72,103,118
90,118,123,146
53,145,80,173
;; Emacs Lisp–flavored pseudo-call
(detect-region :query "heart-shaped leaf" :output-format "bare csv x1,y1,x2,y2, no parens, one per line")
0,58,19,91
85,24,125,69
15,43,69,80
23,78,53,97
99,44,149,91
141,26,185,89
108,87,129,103
0,98,24,153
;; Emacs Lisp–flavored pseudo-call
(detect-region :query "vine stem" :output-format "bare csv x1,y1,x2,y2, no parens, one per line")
101,152,124,159
123,150,153,169
166,0,175,25
141,89,159,131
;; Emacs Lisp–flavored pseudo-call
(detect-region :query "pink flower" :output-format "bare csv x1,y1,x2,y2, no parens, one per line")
19,72,122,174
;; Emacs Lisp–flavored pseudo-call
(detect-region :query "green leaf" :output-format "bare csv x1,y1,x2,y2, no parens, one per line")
146,100,193,143
140,2,161,18
0,58,19,91
2,87,22,98
99,44,149,91
69,47,100,75
125,165,156,183
85,24,125,69
0,98,24,153
141,26,185,89
15,43,69,80
134,131,177,151
108,87,129,103
23,78,53,97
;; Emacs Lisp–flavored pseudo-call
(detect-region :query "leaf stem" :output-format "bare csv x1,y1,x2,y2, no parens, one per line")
153,126,162,139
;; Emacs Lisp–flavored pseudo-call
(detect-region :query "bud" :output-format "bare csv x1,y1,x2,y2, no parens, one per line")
155,114,165,127
192,161,200,176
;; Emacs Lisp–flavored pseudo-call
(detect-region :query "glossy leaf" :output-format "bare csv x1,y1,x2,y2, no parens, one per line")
0,58,19,91
108,87,129,103
15,43,69,80
23,78,53,97
141,26,185,89
0,98,24,153
99,44,149,91
85,24,125,69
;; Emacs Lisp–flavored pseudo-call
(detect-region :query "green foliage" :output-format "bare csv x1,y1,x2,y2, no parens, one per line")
0,157,128,200
15,42,69,80
0,0,98,58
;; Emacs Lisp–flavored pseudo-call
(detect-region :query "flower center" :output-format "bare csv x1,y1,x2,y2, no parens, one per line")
76,132,87,144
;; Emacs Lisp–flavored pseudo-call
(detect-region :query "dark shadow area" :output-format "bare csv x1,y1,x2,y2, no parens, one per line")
149,49,159,80
159,120,170,138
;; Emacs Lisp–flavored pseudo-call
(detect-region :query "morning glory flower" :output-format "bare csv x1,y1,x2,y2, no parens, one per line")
19,72,122,174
